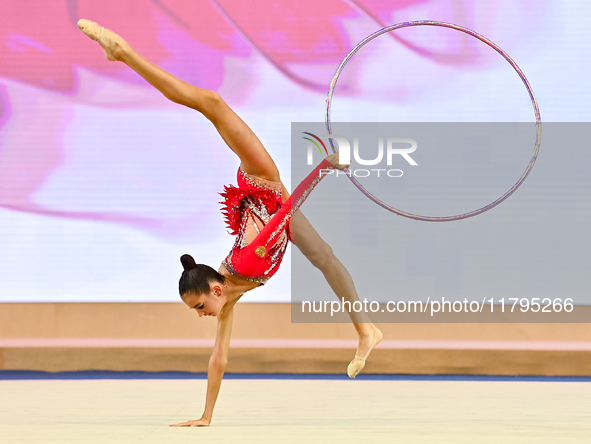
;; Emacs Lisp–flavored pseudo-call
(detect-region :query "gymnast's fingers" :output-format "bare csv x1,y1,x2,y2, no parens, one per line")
170,420,194,427
326,152,350,170
170,418,211,427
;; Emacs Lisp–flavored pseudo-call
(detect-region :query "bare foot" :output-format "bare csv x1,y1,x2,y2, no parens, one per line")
77,19,127,61
356,326,383,358
348,326,382,378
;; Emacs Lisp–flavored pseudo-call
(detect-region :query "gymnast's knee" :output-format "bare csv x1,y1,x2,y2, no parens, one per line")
187,88,224,117
305,243,336,270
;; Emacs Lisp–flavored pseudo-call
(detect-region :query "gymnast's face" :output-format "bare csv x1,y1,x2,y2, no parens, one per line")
182,283,226,318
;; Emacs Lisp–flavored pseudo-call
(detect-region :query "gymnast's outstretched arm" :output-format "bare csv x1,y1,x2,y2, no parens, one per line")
170,300,236,427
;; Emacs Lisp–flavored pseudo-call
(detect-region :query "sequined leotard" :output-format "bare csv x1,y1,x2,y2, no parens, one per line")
220,159,334,284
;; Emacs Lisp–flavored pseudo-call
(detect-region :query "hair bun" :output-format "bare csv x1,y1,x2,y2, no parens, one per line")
180,254,197,271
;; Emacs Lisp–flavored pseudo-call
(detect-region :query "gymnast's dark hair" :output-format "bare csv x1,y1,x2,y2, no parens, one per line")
179,254,226,297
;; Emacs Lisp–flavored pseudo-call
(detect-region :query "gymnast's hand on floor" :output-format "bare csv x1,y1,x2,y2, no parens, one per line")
326,152,350,170
169,417,210,427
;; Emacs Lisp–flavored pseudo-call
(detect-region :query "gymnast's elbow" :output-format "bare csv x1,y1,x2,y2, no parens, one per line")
209,353,228,369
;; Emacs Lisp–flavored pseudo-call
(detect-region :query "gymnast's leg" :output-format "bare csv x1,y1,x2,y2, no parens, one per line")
287,207,383,374
77,19,280,182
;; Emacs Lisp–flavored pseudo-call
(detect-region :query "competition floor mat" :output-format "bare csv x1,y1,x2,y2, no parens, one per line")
1,373,589,443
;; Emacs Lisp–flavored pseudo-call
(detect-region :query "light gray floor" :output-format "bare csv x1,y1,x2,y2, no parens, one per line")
1,378,590,443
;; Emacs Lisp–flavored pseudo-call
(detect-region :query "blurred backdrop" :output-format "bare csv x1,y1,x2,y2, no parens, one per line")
0,0,590,304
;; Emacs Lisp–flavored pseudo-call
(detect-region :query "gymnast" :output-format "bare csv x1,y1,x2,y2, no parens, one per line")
77,19,382,427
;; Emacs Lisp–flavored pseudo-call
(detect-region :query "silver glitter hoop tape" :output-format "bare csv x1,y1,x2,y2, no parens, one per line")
325,20,541,222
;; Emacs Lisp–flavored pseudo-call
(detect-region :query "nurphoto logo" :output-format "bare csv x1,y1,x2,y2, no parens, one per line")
302,132,418,178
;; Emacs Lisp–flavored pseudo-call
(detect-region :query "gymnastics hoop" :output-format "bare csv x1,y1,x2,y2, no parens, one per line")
325,21,541,222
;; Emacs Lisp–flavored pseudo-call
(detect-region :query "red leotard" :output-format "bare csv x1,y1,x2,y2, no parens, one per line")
220,159,334,284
